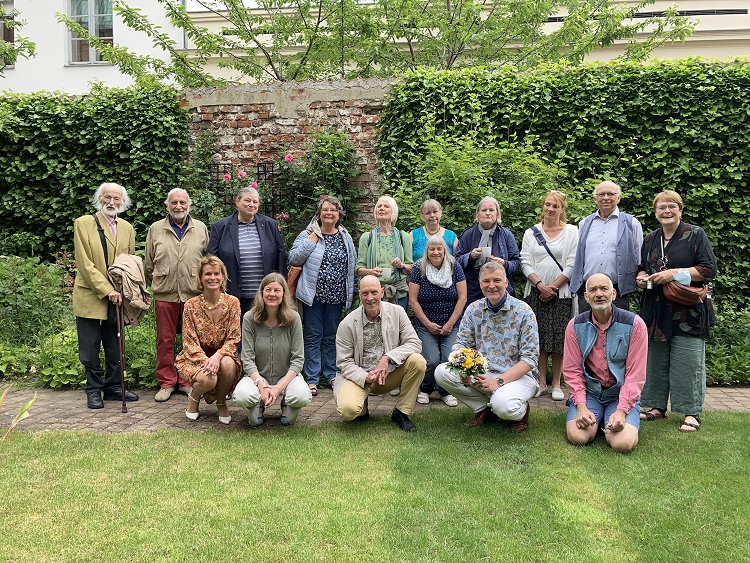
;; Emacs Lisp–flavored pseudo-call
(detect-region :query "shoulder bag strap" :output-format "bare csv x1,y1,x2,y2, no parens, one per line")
91,213,109,267
531,226,563,272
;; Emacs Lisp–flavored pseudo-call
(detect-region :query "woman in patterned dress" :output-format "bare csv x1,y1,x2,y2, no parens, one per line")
288,196,357,396
175,256,241,424
520,191,578,401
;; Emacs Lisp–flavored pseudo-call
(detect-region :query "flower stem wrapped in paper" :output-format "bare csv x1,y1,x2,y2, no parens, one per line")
447,348,488,385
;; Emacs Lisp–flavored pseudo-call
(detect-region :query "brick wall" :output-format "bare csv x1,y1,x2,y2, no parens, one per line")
183,78,396,215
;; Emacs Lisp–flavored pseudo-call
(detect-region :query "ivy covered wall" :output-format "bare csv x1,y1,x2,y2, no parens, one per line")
0,84,188,256
377,59,750,301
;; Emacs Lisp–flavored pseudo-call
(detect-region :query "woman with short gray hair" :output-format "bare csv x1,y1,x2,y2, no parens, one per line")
455,196,521,305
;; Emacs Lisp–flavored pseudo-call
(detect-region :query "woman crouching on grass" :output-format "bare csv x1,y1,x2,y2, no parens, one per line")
233,273,312,427
175,256,242,424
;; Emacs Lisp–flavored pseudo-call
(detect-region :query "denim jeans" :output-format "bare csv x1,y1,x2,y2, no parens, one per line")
415,323,458,396
302,299,344,385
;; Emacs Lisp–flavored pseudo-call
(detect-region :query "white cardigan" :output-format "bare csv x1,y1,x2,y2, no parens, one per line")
520,223,579,299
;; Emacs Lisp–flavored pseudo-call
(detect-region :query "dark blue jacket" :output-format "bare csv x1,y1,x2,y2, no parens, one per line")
207,212,287,300
455,224,521,304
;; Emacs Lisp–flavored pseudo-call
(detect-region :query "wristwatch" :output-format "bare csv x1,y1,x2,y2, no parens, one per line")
496,377,504,387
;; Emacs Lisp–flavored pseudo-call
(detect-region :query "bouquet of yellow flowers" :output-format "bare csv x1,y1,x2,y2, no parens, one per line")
447,348,487,385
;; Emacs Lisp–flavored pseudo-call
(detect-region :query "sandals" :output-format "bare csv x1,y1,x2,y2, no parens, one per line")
639,407,667,421
185,392,200,421
308,383,318,397
679,414,701,433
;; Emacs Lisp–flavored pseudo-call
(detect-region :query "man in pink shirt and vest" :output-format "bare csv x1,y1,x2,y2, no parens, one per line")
564,273,647,453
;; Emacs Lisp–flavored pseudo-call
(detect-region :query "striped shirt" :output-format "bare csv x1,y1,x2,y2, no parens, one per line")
238,219,264,299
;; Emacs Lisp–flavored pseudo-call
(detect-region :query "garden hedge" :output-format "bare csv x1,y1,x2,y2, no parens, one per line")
377,59,750,305
0,83,188,257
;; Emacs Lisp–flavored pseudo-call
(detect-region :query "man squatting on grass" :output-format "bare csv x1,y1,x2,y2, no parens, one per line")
435,261,539,432
333,275,426,432
73,183,139,409
145,188,208,403
564,273,647,453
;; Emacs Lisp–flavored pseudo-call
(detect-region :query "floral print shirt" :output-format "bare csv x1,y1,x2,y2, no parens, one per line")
454,294,540,380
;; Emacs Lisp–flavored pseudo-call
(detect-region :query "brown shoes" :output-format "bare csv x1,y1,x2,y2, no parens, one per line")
465,407,499,427
509,403,530,433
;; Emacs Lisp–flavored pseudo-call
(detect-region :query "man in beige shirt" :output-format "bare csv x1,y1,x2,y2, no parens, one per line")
333,276,425,431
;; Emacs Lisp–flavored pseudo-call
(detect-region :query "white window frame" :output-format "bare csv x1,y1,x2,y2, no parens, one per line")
1,0,15,69
68,0,113,65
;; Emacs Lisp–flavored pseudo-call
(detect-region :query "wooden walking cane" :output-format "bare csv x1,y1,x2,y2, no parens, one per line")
115,301,128,414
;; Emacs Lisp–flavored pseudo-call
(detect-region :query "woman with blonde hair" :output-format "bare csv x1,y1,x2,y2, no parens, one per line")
520,190,579,400
409,235,466,406
356,195,413,309
233,273,311,426
175,256,242,424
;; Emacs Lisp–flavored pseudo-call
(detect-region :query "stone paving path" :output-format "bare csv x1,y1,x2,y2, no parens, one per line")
2,385,749,434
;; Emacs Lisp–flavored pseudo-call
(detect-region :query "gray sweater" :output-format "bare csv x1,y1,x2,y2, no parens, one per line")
241,310,304,384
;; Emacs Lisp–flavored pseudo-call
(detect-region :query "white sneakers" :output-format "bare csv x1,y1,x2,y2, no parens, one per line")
441,394,458,407
155,387,174,402
551,388,565,401
417,392,458,407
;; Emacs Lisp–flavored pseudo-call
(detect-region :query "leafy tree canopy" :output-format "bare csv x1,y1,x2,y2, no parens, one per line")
0,6,36,77
56,0,695,85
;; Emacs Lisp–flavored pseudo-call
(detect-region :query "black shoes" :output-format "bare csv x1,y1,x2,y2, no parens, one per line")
103,387,139,402
391,408,417,432
86,391,104,409
354,399,370,422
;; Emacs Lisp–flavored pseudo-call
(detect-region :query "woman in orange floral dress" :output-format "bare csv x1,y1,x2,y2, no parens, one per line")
175,256,241,424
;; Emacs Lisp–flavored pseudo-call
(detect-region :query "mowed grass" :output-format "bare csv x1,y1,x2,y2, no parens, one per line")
1,408,749,563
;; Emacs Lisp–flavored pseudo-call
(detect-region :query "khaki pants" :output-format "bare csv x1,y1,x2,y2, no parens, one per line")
337,353,426,420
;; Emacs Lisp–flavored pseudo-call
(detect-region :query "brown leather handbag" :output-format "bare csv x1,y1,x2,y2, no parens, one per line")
662,281,708,306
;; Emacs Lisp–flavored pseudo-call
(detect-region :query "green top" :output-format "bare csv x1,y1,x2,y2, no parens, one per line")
355,228,413,299
240,310,304,384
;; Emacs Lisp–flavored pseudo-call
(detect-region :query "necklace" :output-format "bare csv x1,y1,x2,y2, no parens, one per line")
201,292,224,311
424,226,441,236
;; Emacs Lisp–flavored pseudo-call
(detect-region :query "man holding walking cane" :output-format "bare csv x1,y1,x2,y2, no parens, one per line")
73,182,140,409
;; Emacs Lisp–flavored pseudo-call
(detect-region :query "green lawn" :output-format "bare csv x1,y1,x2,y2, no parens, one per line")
1,408,749,563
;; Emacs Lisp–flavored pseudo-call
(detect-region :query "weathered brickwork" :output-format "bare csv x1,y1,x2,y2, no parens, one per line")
183,79,396,214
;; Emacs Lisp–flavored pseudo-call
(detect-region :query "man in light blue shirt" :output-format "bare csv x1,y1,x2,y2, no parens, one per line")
569,181,643,312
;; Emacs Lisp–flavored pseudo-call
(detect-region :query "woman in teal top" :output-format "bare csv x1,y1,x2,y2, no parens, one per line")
411,199,458,260
356,195,413,310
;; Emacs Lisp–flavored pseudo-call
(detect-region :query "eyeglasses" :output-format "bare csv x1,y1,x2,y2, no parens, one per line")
656,204,680,212
101,195,122,204
594,192,618,198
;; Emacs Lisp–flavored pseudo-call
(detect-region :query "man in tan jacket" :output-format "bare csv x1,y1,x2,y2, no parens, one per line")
73,183,139,409
333,276,425,431
145,189,208,402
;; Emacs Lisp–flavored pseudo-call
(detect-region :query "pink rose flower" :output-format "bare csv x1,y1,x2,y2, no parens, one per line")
223,173,231,181
284,153,294,163
278,212,290,221
320,194,328,200
238,169,247,179
250,181,258,189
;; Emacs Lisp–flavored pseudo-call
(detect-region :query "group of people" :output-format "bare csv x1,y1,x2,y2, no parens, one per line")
72,179,716,451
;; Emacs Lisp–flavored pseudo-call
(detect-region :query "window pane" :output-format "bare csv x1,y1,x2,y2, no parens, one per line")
71,39,90,62
69,0,89,17
1,0,14,43
94,0,112,16
94,14,113,39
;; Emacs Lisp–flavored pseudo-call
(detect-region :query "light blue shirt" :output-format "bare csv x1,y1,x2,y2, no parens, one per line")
580,207,642,284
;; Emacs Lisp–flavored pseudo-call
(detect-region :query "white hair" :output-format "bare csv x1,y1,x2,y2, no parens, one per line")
92,182,131,213
164,188,192,206
374,195,399,225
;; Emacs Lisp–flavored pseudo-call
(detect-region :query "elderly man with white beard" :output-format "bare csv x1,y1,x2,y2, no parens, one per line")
145,188,208,402
73,182,139,409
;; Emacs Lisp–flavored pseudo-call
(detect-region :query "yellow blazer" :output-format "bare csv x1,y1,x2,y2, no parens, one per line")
72,211,135,320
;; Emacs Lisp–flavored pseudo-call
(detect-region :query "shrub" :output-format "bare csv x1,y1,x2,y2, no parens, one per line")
38,327,85,388
0,256,71,347
706,305,750,386
0,84,188,258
